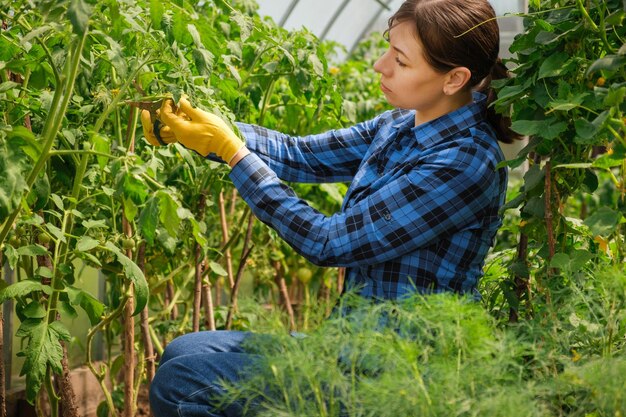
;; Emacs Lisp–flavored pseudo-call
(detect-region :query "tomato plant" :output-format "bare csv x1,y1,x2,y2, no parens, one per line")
0,0,370,415
491,0,626,319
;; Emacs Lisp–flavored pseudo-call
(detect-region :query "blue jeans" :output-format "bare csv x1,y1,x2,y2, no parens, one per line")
149,330,258,417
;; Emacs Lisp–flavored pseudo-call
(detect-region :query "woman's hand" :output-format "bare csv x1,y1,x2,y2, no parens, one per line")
158,97,245,164
140,108,178,146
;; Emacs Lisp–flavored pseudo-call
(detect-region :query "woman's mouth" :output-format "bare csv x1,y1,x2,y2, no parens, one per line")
380,83,391,93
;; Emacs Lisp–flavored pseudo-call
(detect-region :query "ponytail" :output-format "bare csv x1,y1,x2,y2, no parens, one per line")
476,59,522,144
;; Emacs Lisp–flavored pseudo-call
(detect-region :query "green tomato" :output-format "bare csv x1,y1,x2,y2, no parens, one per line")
38,233,51,245
122,238,136,250
297,267,313,284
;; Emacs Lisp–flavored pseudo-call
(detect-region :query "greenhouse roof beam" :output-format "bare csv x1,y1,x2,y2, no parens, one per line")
372,0,392,10
279,0,301,27
348,0,394,56
320,0,351,41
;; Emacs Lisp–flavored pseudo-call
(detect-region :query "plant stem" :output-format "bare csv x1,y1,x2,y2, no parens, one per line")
86,295,128,417
545,160,556,263
0,255,4,417
136,242,156,384
274,260,296,331
218,190,235,289
44,367,59,417
576,0,599,31
193,194,207,332
59,342,79,417
0,28,88,247
509,232,529,323
202,273,216,331
225,214,255,330
257,78,276,126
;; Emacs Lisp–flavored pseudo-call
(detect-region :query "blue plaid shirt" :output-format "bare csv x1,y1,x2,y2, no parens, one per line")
230,93,507,300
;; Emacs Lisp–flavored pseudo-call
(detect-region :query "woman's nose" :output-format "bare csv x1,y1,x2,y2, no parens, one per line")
373,52,389,75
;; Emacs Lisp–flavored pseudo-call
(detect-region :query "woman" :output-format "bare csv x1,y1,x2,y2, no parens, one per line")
144,1,520,415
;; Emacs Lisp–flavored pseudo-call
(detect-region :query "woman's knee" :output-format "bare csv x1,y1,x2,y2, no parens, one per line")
161,331,251,364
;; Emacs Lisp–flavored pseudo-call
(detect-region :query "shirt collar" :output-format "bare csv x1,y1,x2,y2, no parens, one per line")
392,92,487,149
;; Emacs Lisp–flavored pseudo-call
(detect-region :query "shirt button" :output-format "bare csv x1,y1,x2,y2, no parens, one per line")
383,211,391,221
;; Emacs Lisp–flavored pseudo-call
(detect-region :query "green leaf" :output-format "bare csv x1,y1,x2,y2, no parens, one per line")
45,223,66,243
583,207,622,237
593,154,623,169
149,0,164,27
522,196,544,218
192,48,215,76
3,244,18,270
76,236,100,252
8,126,41,162
17,244,48,257
82,219,108,229
232,11,251,42
180,208,208,247
581,170,599,193
549,253,570,271
547,95,585,113
66,286,105,325
538,52,569,79
156,228,177,255
91,134,110,169
59,300,78,319
0,280,52,304
308,54,324,77
16,319,70,403
187,23,203,48
0,81,19,93
569,249,594,272
27,173,50,211
523,164,545,192
604,86,626,107
575,119,598,142
50,193,64,211
157,191,180,237
138,197,159,245
209,261,228,276
587,55,626,75
494,84,526,103
105,242,148,315
35,267,53,279
123,196,138,222
511,119,567,140
117,171,148,204
0,139,28,220
67,0,91,35
22,301,46,319
605,9,625,26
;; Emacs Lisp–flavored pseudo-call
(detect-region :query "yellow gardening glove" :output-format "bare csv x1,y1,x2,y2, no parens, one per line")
159,97,245,164
140,109,178,146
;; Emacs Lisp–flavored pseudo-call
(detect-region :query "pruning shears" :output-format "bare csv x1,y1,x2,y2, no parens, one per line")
126,99,167,121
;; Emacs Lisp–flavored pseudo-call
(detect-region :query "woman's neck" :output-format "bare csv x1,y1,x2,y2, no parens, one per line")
414,90,473,127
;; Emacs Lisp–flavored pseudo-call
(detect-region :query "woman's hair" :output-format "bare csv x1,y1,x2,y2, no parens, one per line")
387,0,521,143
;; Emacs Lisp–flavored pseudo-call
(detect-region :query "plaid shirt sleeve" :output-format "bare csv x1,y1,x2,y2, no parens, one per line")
229,141,500,268
235,118,381,183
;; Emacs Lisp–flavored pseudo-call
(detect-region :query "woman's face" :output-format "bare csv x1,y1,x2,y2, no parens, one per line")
373,21,450,122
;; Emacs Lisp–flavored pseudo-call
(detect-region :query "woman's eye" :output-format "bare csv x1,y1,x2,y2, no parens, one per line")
395,57,406,67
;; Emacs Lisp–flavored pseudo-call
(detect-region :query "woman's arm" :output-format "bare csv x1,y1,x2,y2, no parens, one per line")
229,141,502,267
237,116,381,183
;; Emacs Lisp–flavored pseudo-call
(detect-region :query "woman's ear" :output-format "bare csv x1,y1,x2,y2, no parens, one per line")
442,67,472,95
